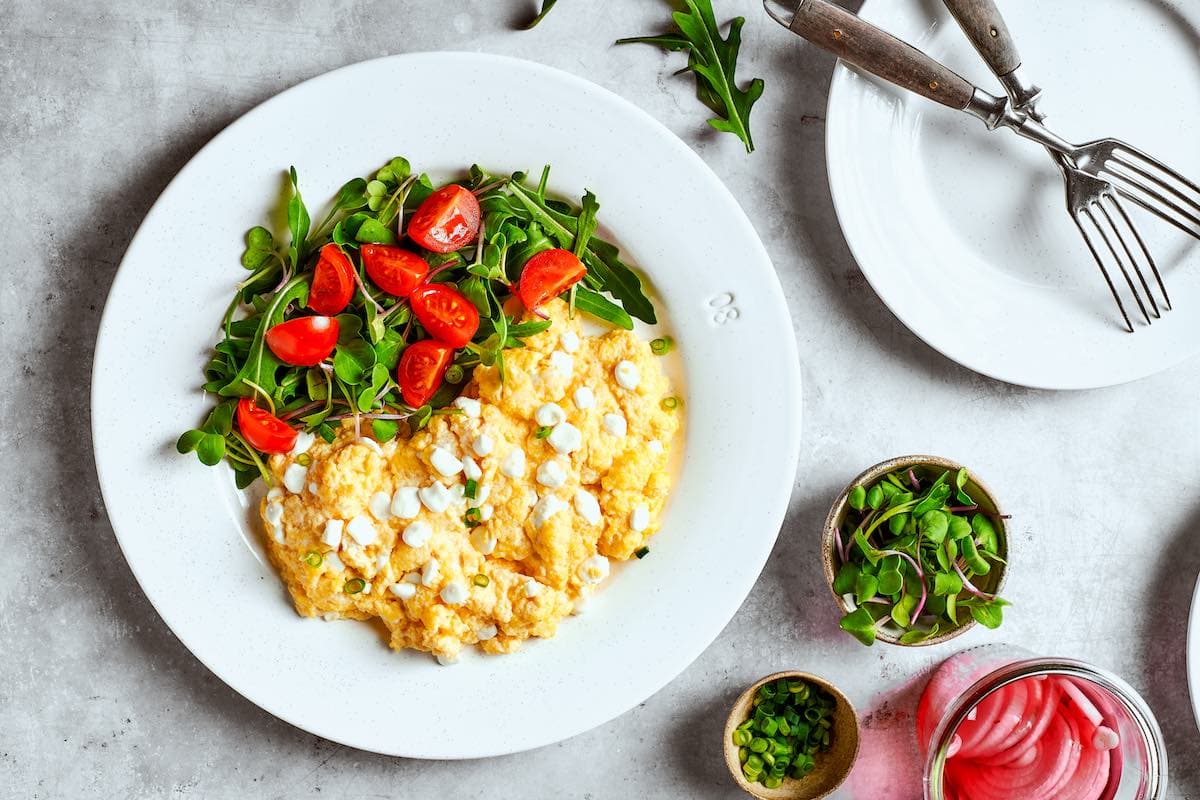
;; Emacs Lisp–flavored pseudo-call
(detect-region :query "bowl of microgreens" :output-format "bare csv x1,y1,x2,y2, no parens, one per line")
723,671,859,799
822,456,1010,647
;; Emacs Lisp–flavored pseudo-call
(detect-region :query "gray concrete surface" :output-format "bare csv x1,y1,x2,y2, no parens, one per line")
2,1,1198,797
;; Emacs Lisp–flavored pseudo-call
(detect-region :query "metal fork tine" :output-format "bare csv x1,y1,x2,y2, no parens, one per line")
1114,141,1200,198
1106,158,1200,233
1108,193,1171,311
1082,205,1151,326
1114,188,1200,243
1074,210,1135,332
1098,197,1160,318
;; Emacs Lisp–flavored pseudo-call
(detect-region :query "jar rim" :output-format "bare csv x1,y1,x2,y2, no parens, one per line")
923,657,1168,800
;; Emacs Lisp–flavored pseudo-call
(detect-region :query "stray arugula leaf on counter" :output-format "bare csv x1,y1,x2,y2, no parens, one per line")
617,0,764,153
178,158,656,488
524,0,558,29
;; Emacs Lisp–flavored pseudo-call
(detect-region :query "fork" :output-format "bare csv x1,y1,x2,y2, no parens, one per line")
765,0,1200,330
940,0,1170,330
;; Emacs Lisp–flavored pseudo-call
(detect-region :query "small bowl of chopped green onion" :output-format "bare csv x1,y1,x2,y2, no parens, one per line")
822,455,1010,648
723,671,859,799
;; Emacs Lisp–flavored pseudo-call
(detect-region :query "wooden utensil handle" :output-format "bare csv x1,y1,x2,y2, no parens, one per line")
789,0,975,110
941,0,1021,78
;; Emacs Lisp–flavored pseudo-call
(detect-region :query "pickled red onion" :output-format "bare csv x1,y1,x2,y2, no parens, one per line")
937,676,1123,800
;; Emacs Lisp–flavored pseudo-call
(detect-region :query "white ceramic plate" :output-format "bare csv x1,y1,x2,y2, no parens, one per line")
92,52,800,758
826,0,1200,389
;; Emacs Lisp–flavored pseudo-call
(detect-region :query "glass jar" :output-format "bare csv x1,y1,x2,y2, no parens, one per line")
917,644,1167,799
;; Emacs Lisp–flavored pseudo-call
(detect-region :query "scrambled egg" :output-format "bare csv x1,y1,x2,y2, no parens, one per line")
259,302,680,662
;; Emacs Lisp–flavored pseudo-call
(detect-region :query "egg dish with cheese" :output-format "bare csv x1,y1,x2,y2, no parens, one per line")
258,302,680,663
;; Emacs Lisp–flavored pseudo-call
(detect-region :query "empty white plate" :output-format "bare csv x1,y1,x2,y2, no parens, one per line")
826,0,1200,389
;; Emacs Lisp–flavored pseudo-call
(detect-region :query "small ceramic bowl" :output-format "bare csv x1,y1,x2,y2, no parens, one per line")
723,671,860,800
822,455,1009,647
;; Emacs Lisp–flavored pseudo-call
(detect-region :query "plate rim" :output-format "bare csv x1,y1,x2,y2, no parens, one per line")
91,50,803,758
824,0,1199,391
1189,571,1200,733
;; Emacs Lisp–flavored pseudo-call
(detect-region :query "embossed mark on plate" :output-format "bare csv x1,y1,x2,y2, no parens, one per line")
707,293,740,325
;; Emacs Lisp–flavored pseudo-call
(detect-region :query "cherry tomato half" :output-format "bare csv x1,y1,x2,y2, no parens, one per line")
518,248,587,311
264,316,340,367
236,398,298,454
361,244,429,298
308,243,355,315
410,283,480,347
397,339,455,408
407,185,481,253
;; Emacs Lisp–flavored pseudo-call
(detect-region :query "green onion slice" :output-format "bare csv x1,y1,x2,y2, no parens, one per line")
650,336,674,355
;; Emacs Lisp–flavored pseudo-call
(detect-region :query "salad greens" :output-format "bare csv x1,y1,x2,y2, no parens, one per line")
178,157,655,488
834,465,1009,646
617,0,765,153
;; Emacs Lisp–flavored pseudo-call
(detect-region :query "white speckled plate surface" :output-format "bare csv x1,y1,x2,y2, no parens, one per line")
91,52,800,759
826,0,1200,389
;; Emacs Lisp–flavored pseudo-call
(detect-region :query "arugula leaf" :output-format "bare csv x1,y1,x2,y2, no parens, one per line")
311,177,369,240
219,276,309,399
507,319,554,339
573,286,633,330
287,167,311,268
573,190,599,257
507,182,655,323
524,0,557,29
617,0,764,153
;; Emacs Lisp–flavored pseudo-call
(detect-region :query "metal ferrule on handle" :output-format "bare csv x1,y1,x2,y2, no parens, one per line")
940,0,1042,113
